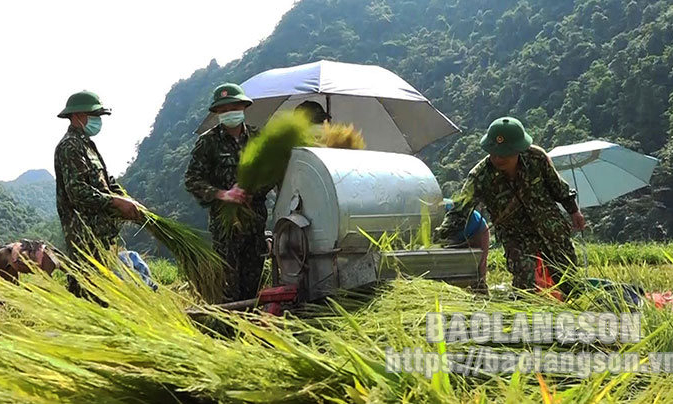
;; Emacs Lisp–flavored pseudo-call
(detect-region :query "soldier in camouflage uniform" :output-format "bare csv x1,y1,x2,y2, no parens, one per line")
185,83,269,302
55,91,143,295
435,117,586,291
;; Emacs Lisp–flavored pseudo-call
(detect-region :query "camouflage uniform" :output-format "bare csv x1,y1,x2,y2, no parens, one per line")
185,123,268,301
55,125,124,257
436,145,578,289
54,125,124,303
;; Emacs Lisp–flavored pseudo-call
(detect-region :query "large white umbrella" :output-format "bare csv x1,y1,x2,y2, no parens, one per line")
196,60,460,154
548,140,659,208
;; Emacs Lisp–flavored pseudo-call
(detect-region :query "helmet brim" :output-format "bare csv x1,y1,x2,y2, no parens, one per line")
57,105,111,119
480,131,533,156
208,97,253,112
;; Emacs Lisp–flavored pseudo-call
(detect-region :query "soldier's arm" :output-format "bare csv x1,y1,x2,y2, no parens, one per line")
434,173,481,243
538,149,579,214
184,135,219,206
58,141,115,211
107,175,126,196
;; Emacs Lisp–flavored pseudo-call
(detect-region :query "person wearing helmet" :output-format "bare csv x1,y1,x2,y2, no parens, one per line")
55,90,144,297
435,117,585,293
185,83,269,302
294,100,331,124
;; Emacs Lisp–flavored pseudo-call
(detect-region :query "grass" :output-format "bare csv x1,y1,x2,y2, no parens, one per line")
146,258,181,286
1,243,673,403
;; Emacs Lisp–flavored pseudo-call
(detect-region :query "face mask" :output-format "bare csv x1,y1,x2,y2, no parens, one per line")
218,111,245,128
83,116,103,137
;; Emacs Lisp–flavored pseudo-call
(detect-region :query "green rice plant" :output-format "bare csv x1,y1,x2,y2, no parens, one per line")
3,243,673,403
0,252,351,403
218,112,314,234
237,112,314,192
584,242,673,267
102,185,226,302
137,208,227,304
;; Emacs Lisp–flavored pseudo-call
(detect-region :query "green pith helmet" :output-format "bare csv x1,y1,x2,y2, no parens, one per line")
57,90,111,118
480,116,532,156
209,83,253,112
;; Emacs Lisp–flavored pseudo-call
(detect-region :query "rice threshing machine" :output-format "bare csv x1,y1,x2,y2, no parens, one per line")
224,147,482,314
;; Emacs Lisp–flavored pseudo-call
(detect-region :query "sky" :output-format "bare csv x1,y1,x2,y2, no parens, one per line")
0,0,296,182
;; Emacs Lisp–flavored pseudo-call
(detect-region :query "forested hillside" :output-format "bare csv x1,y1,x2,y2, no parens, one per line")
120,0,673,252
0,184,41,244
0,170,63,248
0,169,57,218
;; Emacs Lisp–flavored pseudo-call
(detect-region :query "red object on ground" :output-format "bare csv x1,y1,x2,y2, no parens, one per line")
534,255,564,302
257,284,299,315
645,291,673,309
258,284,298,304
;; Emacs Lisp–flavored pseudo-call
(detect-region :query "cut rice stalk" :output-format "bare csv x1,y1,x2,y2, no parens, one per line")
138,208,228,304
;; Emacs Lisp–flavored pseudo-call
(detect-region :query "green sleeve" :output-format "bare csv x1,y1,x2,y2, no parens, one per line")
58,141,114,211
108,175,125,196
539,150,579,214
185,135,219,206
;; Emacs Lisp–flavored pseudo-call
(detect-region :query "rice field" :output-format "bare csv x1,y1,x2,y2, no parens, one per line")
1,242,673,403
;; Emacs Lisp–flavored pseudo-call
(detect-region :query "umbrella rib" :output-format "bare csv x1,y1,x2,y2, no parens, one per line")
374,97,412,152
577,165,602,205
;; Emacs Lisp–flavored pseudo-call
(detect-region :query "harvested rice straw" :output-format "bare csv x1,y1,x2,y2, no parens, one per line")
138,208,228,303
316,121,366,150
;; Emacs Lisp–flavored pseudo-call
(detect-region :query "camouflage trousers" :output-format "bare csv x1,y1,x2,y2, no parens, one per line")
504,235,577,291
212,226,267,302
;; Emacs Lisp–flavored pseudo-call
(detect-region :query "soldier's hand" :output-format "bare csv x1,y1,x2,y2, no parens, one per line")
112,196,144,221
216,184,251,205
216,188,246,205
571,211,586,231
232,183,252,204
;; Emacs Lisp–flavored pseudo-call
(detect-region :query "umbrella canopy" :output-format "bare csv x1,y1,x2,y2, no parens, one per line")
196,60,460,154
548,140,659,208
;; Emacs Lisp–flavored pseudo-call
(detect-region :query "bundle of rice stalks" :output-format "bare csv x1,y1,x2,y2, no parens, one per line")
138,208,227,304
238,111,314,192
218,112,314,233
315,122,366,150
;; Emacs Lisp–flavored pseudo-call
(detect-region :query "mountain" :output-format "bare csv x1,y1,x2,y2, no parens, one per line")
1,169,57,218
120,0,673,249
5,169,54,185
0,170,63,248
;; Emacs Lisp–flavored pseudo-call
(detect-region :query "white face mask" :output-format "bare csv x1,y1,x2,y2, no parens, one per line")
218,111,245,128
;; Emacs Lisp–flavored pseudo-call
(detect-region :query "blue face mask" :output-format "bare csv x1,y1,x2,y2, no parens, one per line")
218,110,245,128
83,116,103,137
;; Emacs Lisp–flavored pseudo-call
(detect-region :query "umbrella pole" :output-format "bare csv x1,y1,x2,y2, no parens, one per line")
569,160,589,277
326,94,332,122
